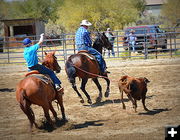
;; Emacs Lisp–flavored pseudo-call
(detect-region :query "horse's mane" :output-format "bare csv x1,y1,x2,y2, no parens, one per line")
92,32,112,54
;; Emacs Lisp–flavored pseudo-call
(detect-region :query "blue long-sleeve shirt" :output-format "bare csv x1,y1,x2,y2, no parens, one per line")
24,44,40,67
75,26,92,47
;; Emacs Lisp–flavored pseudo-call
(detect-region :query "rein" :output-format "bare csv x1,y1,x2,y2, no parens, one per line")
45,35,61,56
67,60,109,79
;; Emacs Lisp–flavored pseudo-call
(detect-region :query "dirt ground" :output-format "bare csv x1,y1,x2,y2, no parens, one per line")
0,58,180,140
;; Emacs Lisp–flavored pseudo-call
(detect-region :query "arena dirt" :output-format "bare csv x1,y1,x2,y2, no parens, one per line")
0,58,180,140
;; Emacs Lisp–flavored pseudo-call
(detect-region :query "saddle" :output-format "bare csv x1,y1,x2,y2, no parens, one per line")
78,50,95,60
77,50,102,74
25,70,53,85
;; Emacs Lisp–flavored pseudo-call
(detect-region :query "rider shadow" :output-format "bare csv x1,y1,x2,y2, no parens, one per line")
0,88,15,92
68,120,104,130
138,108,171,115
84,98,129,108
38,118,68,132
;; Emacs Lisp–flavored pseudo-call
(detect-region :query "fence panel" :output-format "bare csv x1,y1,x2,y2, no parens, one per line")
0,27,180,64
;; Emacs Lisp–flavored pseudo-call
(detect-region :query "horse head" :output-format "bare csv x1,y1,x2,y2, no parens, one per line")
42,51,61,73
93,32,112,54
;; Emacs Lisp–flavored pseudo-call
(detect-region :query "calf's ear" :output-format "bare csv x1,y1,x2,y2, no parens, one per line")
144,77,150,83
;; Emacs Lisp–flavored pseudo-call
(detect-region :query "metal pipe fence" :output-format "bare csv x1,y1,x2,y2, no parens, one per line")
0,27,180,64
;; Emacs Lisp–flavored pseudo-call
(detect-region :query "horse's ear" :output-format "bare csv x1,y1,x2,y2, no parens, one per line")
44,51,47,55
52,51,56,55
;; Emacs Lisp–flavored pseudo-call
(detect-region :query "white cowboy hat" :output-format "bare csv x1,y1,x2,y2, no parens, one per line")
130,29,135,33
107,28,111,31
80,19,92,26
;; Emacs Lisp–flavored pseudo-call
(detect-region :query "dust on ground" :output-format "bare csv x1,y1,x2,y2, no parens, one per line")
0,58,180,140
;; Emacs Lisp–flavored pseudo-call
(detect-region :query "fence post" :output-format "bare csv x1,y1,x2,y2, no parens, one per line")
173,27,177,54
73,37,76,54
144,31,148,59
62,33,67,63
116,31,119,58
169,31,172,57
7,45,10,63
117,31,120,58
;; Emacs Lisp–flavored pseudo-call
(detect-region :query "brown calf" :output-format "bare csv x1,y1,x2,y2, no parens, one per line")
118,75,150,112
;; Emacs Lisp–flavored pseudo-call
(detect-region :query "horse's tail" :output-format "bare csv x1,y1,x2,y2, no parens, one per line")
65,60,76,83
19,89,36,127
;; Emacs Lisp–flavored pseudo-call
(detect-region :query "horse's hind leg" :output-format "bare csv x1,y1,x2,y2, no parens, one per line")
81,78,92,104
49,102,58,121
56,95,66,120
103,74,110,97
92,78,102,103
20,101,38,131
42,104,53,126
71,79,84,103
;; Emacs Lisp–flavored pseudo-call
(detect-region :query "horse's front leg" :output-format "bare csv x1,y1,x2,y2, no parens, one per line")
92,78,102,103
80,78,92,104
71,79,84,103
103,74,110,97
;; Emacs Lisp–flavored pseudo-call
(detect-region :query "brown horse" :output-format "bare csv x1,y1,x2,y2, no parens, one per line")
65,32,112,104
16,51,66,131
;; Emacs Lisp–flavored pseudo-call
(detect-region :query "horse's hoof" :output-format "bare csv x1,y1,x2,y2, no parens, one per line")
144,108,149,111
104,91,110,97
88,99,92,104
96,97,102,103
34,123,39,128
80,99,84,103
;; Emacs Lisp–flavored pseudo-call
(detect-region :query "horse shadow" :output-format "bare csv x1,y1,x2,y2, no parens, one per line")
138,108,171,115
0,88,15,92
84,95,155,108
83,98,129,108
38,118,68,132
67,120,104,130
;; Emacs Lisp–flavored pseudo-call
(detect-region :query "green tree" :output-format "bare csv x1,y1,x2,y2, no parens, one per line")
0,0,9,19
56,0,144,32
0,0,56,21
161,0,180,27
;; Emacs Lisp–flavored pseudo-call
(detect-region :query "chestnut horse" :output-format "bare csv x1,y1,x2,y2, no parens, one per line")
65,32,112,104
16,51,66,131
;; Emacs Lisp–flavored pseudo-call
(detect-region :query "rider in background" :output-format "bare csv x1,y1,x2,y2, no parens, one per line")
23,34,64,93
75,19,109,75
105,28,115,57
126,29,137,52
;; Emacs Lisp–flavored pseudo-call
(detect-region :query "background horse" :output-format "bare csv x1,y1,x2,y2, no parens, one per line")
65,32,112,104
16,51,66,131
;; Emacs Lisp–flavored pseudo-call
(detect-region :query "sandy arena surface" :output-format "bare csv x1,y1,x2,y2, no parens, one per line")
0,58,180,140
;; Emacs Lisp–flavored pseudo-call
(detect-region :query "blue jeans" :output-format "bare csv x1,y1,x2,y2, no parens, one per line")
28,64,61,85
129,41,136,51
108,43,115,57
77,45,106,72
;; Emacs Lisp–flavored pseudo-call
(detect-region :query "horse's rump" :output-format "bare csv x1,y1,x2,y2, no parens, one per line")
16,76,56,106
66,53,100,79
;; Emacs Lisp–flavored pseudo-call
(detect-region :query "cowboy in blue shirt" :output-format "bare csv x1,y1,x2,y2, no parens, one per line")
75,19,109,75
23,34,63,93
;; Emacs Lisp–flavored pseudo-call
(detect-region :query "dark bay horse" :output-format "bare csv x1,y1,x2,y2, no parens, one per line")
65,32,112,104
16,51,66,131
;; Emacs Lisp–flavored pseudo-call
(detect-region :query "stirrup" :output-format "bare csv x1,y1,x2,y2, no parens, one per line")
101,70,110,75
56,87,64,95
